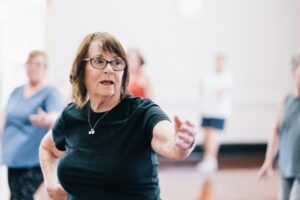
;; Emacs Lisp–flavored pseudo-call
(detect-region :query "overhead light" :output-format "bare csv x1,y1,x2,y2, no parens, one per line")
176,0,203,20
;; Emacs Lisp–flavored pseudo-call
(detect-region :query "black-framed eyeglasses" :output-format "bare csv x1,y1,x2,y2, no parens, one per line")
82,57,126,71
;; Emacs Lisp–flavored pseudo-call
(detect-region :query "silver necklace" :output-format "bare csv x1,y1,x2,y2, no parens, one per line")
87,105,110,135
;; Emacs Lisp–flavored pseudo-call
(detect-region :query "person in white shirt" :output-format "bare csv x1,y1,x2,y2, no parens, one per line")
197,54,234,173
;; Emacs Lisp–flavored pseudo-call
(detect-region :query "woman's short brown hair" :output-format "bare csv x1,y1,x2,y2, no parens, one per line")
26,50,48,68
69,32,129,108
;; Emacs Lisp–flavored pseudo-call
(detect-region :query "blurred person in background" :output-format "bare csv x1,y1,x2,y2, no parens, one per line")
196,54,234,173
39,32,196,200
258,54,300,200
127,48,154,99
1,50,62,200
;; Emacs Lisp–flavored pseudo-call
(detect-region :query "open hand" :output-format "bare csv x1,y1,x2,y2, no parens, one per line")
174,116,197,150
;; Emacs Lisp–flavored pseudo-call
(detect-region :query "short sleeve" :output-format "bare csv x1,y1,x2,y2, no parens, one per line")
52,112,66,151
144,105,170,141
44,87,63,112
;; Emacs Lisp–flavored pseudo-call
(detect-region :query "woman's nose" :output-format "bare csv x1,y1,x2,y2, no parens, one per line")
103,63,114,73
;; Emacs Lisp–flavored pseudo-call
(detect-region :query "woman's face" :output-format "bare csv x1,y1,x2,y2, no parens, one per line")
26,55,47,84
215,57,225,72
84,41,124,99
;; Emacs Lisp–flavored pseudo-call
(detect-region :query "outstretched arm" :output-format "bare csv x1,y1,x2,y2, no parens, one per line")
151,116,197,160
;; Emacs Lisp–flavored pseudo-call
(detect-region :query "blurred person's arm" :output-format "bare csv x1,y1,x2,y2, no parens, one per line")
151,116,196,160
29,108,60,129
39,130,67,200
30,86,63,129
257,96,286,179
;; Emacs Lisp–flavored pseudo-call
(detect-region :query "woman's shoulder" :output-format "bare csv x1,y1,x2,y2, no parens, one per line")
62,102,82,112
125,95,155,107
282,93,300,104
43,85,60,94
6,85,25,101
60,102,86,118
57,102,90,126
123,95,160,115
11,85,25,94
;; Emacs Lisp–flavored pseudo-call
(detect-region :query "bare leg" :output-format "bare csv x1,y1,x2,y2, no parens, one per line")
198,179,213,200
203,127,221,161
197,128,221,173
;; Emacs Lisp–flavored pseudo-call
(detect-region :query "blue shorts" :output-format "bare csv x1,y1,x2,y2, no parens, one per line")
201,117,225,131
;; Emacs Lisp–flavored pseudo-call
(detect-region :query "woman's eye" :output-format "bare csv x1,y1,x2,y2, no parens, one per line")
94,59,105,64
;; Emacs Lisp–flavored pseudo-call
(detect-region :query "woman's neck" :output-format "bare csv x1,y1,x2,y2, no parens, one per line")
90,95,121,112
23,81,46,99
26,81,46,92
28,80,45,89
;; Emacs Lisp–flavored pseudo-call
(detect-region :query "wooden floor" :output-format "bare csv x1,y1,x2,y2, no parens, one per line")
159,167,278,200
159,152,278,200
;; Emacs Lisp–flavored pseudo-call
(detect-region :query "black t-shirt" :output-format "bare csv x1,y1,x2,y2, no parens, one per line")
52,95,170,200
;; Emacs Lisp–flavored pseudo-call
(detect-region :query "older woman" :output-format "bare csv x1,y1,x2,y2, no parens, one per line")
1,50,62,199
39,32,196,200
258,54,300,200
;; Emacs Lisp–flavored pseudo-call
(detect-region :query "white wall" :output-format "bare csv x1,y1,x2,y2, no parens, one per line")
47,0,299,143
0,0,47,107
297,0,300,49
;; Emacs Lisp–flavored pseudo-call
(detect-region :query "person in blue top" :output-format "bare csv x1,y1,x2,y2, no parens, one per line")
258,54,300,200
39,32,197,200
1,50,62,200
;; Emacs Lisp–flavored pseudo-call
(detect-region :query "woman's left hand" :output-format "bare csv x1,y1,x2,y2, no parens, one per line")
174,116,197,150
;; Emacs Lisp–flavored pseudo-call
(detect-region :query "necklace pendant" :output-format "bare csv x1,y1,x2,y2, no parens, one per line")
88,128,95,135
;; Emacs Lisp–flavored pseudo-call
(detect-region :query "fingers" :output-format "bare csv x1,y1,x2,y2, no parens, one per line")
257,170,268,180
177,132,194,144
176,140,191,149
185,119,195,127
174,116,196,134
174,117,197,150
176,131,196,150
174,116,182,131
180,124,197,137
37,107,46,115
257,165,273,180
29,114,45,127
29,115,40,124
256,169,265,180
29,108,48,127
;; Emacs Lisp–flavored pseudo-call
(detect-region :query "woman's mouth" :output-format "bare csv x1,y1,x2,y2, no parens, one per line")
100,80,114,85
